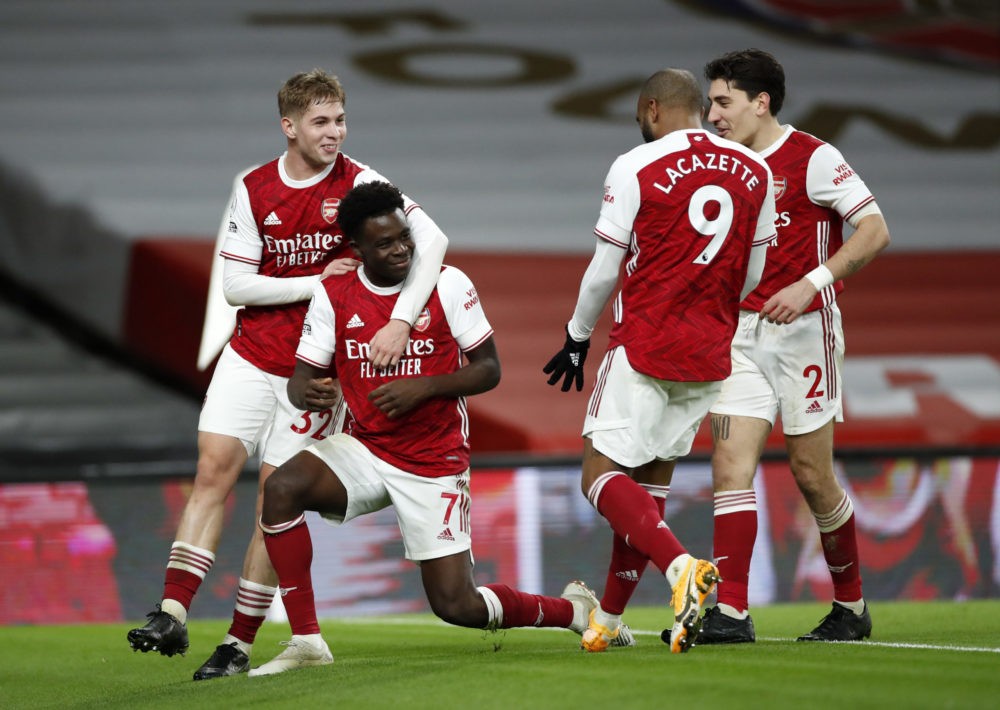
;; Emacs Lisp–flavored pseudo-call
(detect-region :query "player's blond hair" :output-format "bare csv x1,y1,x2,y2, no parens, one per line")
278,69,346,120
640,68,704,118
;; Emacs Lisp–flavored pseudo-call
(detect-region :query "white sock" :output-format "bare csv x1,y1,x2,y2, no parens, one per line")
222,634,252,656
718,603,748,620
160,598,187,624
836,598,866,615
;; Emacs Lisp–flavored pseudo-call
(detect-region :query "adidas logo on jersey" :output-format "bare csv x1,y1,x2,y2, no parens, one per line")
805,400,824,414
264,211,282,225
615,569,640,582
346,314,365,329
437,528,455,541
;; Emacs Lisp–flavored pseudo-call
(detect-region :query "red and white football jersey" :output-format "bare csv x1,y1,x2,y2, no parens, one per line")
296,266,493,477
743,126,876,312
597,129,776,382
219,152,421,377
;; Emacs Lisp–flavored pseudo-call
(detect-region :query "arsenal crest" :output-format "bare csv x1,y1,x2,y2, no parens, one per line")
773,176,787,200
414,307,432,333
322,198,340,224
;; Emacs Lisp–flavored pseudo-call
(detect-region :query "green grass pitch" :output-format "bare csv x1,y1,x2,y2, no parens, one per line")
3,600,998,709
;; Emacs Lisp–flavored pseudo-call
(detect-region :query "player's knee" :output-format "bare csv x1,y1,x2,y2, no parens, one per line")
429,594,481,628
262,465,306,515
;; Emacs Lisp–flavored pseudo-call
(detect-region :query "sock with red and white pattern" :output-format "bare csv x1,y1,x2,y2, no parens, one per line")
260,515,321,636
815,493,864,605
161,541,215,623
224,578,277,648
599,484,669,615
478,584,574,629
712,489,757,615
587,472,686,574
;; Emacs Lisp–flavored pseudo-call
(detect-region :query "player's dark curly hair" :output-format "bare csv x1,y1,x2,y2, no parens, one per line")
338,181,405,243
704,49,785,116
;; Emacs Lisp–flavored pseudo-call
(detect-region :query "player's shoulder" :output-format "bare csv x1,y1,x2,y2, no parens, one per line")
242,158,278,180
338,152,373,177
436,264,473,292
701,131,770,170
775,127,833,158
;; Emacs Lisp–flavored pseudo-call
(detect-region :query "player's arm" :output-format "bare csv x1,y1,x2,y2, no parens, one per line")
288,284,341,411
760,147,890,324
219,180,331,306
287,360,341,412
545,158,633,392
357,173,449,368
368,337,500,420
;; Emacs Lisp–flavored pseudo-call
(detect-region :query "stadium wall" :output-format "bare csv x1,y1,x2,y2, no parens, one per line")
2,454,997,626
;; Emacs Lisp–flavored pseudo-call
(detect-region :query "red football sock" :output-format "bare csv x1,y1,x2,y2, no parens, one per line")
162,542,214,611
226,578,276,644
816,494,863,603
260,515,320,636
482,584,573,628
588,472,685,574
712,489,757,613
601,485,668,615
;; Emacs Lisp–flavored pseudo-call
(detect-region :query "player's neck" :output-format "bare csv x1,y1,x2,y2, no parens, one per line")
283,150,333,182
749,119,785,154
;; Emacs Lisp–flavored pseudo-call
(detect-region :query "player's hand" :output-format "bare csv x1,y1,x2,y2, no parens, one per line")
321,257,361,278
368,319,411,369
368,378,431,420
543,327,590,392
302,377,341,411
759,278,815,324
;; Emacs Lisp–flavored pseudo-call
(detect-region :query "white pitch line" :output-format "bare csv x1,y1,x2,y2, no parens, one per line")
325,618,1000,654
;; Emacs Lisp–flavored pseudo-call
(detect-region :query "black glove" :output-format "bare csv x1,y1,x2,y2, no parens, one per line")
543,327,590,392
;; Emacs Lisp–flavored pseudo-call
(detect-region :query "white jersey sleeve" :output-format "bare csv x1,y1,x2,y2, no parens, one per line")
567,238,626,341
218,177,320,305
355,168,449,327
295,286,337,369
437,266,493,352
593,156,640,248
806,143,876,223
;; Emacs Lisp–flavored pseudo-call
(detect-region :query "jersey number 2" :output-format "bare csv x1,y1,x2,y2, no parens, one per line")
689,185,734,265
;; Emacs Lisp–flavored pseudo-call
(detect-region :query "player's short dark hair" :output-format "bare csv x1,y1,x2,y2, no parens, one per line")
640,68,704,117
704,49,785,116
338,181,405,243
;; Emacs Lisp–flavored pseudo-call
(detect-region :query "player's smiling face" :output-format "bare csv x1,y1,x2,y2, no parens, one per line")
706,79,763,148
354,209,413,287
285,99,346,171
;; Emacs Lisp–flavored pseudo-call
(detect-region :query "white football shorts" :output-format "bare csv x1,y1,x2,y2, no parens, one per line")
710,306,844,435
583,346,721,468
199,343,343,467
306,433,473,562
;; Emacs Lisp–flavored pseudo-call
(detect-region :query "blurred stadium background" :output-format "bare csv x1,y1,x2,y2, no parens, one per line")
1,0,997,625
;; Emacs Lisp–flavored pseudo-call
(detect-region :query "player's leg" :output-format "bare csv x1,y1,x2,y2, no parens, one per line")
582,355,720,652
128,345,274,657
127,430,249,657
698,311,775,643
197,384,344,679
595,464,669,644
778,305,868,640
193,459,278,680
419,551,582,632
787,421,870,641
698,413,771,644
250,449,349,676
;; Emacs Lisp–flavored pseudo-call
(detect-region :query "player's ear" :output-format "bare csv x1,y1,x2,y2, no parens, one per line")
349,240,363,260
280,116,296,140
754,92,771,116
